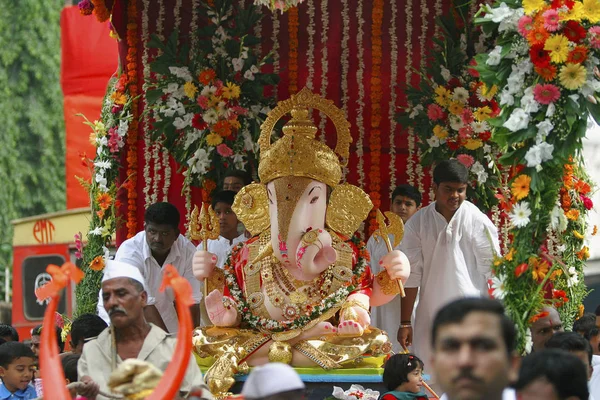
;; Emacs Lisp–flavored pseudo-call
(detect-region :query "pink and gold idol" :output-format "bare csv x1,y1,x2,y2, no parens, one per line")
192,88,410,395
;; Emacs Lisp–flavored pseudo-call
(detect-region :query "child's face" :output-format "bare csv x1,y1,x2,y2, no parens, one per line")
0,357,36,392
400,366,424,393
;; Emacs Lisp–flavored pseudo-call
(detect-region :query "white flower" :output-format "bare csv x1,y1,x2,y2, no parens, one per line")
471,161,489,183
173,113,193,130
499,90,515,106
550,203,568,232
483,144,492,153
440,66,451,82
331,384,379,400
184,130,203,150
487,46,503,66
499,7,523,33
472,121,490,133
232,153,246,170
546,103,556,117
168,66,193,81
525,142,554,167
536,120,554,144
166,97,185,116
250,65,259,74
427,136,441,148
89,227,103,236
503,108,529,132
449,115,464,131
490,275,506,300
232,58,244,72
408,104,424,119
521,87,540,114
202,109,219,124
94,160,111,171
486,3,513,23
509,202,531,228
567,266,579,287
524,329,533,353
118,118,130,137
243,70,255,81
242,130,259,152
187,148,211,175
453,87,470,103
163,82,180,94
200,85,217,97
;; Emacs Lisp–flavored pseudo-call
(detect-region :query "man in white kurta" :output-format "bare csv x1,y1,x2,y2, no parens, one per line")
399,160,500,389
367,184,421,353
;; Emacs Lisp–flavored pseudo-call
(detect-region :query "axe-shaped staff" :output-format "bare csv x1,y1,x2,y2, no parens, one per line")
189,203,220,298
373,209,406,297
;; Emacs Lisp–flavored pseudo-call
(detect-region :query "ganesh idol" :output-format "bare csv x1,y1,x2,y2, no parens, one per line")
192,88,410,395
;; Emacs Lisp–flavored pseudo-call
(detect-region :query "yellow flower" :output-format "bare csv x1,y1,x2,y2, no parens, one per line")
523,0,547,14
448,101,464,116
578,304,585,318
550,268,563,281
530,257,550,281
573,230,585,239
222,82,241,99
464,139,483,150
566,2,584,21
566,209,581,220
577,245,590,260
511,174,532,201
434,86,451,107
433,125,449,139
206,132,223,146
505,248,515,262
474,106,492,121
581,0,600,23
110,91,127,105
559,63,587,90
478,83,498,101
207,95,220,108
544,34,570,63
183,82,198,99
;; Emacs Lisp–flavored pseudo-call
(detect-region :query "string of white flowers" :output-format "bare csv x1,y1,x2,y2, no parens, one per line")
388,0,398,192
404,0,415,186
254,8,262,57
271,12,280,74
415,1,429,196
184,175,192,236
157,0,165,40
162,148,171,201
151,143,161,203
305,0,316,90
340,0,350,183
318,0,329,143
469,0,480,22
190,0,200,55
434,0,443,38
355,0,366,190
174,0,182,43
141,0,152,208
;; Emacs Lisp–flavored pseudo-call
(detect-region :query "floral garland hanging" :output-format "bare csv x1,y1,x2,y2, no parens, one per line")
75,74,134,316
254,0,305,13
475,0,600,353
146,0,278,196
396,3,503,211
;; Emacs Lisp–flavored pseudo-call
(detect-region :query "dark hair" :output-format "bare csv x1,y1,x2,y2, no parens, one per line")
431,298,516,353
0,324,19,342
211,190,237,209
546,331,593,365
382,353,424,391
144,202,180,231
61,353,80,383
127,278,145,294
31,324,65,353
391,184,422,207
0,342,35,367
70,314,107,348
514,349,589,400
586,327,599,341
224,170,252,186
433,159,469,185
595,304,600,317
573,313,597,337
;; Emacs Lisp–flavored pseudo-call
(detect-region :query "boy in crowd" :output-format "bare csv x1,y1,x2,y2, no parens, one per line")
0,325,18,343
0,342,37,399
70,314,108,354
222,170,251,193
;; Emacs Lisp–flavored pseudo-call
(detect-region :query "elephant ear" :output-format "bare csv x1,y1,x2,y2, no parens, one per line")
326,183,373,237
232,183,270,236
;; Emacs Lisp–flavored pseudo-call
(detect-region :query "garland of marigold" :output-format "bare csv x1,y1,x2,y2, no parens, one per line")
287,6,299,94
125,0,139,238
367,0,384,235
90,0,110,22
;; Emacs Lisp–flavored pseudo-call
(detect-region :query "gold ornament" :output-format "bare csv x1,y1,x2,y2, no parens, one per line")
232,183,270,236
373,210,405,248
376,270,401,296
326,184,373,237
268,341,293,364
258,87,351,187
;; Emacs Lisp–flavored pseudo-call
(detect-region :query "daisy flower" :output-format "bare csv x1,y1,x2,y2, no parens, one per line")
532,84,561,105
489,275,506,300
544,34,570,63
509,202,532,228
511,174,532,201
559,63,587,90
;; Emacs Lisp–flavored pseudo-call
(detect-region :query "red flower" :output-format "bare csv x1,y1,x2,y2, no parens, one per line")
515,263,529,278
582,195,594,210
192,114,208,130
479,131,492,141
567,46,588,64
551,0,575,8
535,64,558,82
468,59,479,77
563,21,586,43
448,78,461,89
447,140,460,151
529,44,551,68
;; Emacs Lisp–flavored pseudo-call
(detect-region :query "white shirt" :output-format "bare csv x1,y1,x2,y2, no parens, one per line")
440,388,516,400
201,233,247,268
98,231,202,333
400,201,500,383
590,355,600,400
366,233,402,353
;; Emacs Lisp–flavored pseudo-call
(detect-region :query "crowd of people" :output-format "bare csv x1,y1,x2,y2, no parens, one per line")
0,164,596,400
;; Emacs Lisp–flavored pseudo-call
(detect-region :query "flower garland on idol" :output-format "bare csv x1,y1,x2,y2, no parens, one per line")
396,8,503,211
475,0,600,353
146,0,278,196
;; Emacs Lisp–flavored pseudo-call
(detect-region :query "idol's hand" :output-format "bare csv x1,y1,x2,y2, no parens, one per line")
192,250,218,281
205,290,239,327
380,250,410,283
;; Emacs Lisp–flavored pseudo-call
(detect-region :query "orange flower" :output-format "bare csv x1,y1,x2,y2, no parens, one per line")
96,209,105,220
527,26,550,45
530,256,550,281
566,209,580,221
529,311,549,324
111,91,127,105
560,188,572,211
535,64,557,81
515,262,529,278
567,46,588,64
549,268,563,281
203,179,217,194
125,0,138,238
89,255,105,271
95,192,113,210
577,246,590,260
505,248,516,262
574,180,591,195
511,174,531,201
563,173,574,189
91,0,110,22
213,120,232,137
198,69,216,85
593,225,598,236
578,304,585,318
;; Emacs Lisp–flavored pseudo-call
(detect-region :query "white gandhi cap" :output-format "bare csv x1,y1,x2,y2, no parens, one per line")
241,363,305,398
102,260,147,292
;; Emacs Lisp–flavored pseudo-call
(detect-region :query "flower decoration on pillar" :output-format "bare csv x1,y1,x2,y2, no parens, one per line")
254,0,305,13
475,0,600,353
396,3,503,211
146,0,279,195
